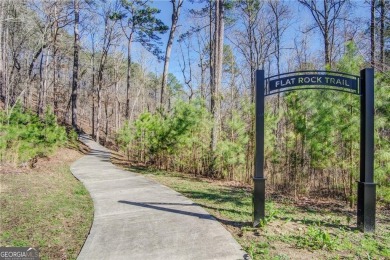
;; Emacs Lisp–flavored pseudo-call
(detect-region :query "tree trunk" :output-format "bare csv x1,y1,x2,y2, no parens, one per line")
0,0,4,101
115,87,120,131
324,0,330,66
380,0,385,70
95,46,108,142
248,7,254,103
200,60,206,100
38,49,49,116
91,42,95,137
96,85,102,143
210,0,224,175
125,33,133,119
114,63,119,131
209,0,214,112
95,51,107,143
161,0,183,106
92,94,95,136
196,27,206,100
71,0,80,129
53,3,59,116
269,1,285,153
4,11,9,110
371,0,375,67
104,98,108,138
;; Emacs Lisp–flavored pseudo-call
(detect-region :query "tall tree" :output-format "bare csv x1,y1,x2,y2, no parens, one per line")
71,0,80,129
119,0,168,119
210,0,224,175
160,0,183,106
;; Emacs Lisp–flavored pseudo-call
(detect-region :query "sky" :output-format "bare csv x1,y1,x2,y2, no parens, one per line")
130,0,371,84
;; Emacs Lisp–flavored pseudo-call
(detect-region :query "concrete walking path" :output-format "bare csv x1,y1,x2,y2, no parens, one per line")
70,135,249,260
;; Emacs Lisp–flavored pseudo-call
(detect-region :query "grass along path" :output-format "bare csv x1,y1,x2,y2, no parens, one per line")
125,166,390,260
0,147,93,260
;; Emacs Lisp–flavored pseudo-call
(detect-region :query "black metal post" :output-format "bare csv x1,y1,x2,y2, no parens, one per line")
357,68,376,232
253,70,266,227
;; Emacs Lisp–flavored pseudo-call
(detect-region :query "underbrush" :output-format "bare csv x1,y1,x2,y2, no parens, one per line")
0,104,76,165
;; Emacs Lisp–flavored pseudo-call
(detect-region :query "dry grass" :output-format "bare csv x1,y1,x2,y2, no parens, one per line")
0,146,93,260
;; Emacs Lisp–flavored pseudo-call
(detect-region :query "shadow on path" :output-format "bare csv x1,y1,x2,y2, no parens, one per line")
118,200,215,220
71,134,249,260
118,200,252,230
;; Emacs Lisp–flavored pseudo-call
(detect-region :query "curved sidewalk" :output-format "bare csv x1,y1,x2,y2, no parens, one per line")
71,135,248,260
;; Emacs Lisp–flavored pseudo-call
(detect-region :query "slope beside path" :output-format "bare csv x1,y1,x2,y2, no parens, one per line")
70,134,249,260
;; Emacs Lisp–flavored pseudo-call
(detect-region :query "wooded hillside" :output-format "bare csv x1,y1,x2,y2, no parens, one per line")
1,0,389,205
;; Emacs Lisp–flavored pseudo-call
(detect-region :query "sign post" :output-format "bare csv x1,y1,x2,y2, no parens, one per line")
253,70,265,227
358,68,376,232
253,69,376,232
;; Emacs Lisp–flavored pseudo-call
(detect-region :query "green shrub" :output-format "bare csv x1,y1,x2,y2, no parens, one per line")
295,225,338,251
116,99,211,164
0,104,68,164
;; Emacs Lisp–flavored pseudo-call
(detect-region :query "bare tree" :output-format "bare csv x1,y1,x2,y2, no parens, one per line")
160,0,183,106
371,0,376,67
178,37,194,100
240,0,261,103
36,36,48,115
71,0,80,129
298,0,348,67
90,31,96,138
268,0,290,76
379,0,386,70
95,3,120,143
26,1,72,116
231,0,273,102
195,30,208,100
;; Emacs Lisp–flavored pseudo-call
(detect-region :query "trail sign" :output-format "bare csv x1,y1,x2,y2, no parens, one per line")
253,69,376,232
269,74,358,92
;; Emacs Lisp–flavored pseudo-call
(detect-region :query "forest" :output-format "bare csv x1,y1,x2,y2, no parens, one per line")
1,0,389,207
